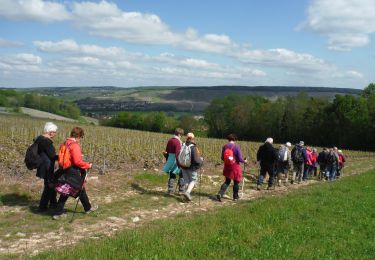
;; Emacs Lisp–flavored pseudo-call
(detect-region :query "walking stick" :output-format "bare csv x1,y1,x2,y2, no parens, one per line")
199,167,203,206
70,170,90,223
70,149,96,223
240,157,247,198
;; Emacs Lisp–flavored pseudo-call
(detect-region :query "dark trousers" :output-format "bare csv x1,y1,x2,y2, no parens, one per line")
257,164,275,187
218,177,239,199
225,178,239,199
55,188,91,215
168,172,184,192
39,178,57,210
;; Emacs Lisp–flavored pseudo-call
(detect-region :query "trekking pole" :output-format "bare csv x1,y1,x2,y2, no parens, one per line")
240,156,247,198
70,170,89,223
70,149,96,223
199,167,203,206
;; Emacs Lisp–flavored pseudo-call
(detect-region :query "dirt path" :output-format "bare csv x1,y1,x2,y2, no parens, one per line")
1,161,374,257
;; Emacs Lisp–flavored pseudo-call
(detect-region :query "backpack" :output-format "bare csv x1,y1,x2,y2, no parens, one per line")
58,142,74,170
24,141,42,170
292,147,304,164
326,151,336,165
178,143,194,168
223,145,236,166
278,146,288,162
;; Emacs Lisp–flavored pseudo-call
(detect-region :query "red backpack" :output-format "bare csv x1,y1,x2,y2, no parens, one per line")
223,145,236,166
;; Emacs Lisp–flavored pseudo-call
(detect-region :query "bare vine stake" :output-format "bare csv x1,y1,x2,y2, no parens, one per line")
103,146,106,174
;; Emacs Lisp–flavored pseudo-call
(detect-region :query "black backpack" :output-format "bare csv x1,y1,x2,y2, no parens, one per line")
24,141,42,170
326,151,336,165
292,147,304,164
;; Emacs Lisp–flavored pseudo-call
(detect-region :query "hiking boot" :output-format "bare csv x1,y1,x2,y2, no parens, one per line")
167,190,174,196
52,213,67,220
183,192,192,202
256,185,261,191
85,204,98,214
267,186,275,190
216,194,222,202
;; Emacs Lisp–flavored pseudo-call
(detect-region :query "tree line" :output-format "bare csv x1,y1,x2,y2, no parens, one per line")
0,90,81,119
205,84,375,151
101,111,207,135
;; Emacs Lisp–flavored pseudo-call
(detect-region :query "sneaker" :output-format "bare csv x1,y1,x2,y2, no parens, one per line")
216,194,222,202
183,192,192,201
167,190,174,195
267,186,275,190
256,185,261,191
85,204,98,214
52,213,67,220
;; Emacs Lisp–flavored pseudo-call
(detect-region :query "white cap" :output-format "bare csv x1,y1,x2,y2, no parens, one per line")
286,142,291,147
44,122,58,133
186,132,195,139
265,137,273,144
338,150,342,153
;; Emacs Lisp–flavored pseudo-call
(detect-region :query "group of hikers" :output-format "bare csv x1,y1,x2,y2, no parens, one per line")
28,123,346,219
162,128,346,202
26,122,97,220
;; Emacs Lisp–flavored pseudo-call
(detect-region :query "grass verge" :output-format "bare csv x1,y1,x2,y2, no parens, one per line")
34,170,375,259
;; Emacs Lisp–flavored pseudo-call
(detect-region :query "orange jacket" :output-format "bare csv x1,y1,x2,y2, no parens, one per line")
65,138,91,170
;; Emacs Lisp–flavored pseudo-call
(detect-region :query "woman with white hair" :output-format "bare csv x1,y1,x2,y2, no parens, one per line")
35,122,58,212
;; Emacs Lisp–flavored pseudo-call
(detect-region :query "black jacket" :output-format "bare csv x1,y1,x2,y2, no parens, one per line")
35,135,57,180
257,142,278,166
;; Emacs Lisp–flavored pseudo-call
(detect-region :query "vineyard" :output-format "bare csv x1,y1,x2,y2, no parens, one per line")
0,114,373,177
1,114,375,258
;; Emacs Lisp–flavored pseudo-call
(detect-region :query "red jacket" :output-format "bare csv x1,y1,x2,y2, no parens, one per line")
65,138,91,170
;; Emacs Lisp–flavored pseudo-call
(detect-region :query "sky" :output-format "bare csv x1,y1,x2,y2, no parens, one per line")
0,0,374,89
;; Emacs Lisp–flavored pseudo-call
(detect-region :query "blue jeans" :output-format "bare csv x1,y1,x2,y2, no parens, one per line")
326,165,337,181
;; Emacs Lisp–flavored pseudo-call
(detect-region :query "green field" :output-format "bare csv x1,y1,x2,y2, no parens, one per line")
34,170,375,259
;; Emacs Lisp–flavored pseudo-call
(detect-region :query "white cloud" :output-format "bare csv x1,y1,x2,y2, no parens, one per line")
0,53,42,73
71,1,177,44
299,0,375,51
34,39,124,57
234,48,334,73
0,38,23,48
0,0,70,22
346,70,364,78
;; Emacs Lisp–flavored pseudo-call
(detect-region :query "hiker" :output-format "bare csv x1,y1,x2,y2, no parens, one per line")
326,147,339,181
304,146,313,181
310,148,318,178
178,133,203,202
53,127,97,219
337,150,346,178
276,142,292,186
291,141,307,184
163,128,185,195
217,134,247,201
317,148,329,180
256,137,278,190
35,122,58,212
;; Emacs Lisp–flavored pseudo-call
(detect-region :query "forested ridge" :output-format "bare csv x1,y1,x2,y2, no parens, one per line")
0,89,81,119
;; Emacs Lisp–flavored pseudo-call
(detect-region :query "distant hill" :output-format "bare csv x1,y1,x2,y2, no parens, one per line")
14,86,362,114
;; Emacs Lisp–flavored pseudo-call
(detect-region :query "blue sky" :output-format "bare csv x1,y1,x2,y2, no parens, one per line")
0,0,374,89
